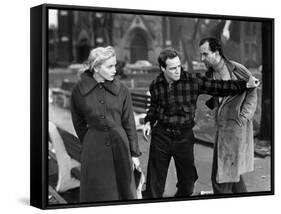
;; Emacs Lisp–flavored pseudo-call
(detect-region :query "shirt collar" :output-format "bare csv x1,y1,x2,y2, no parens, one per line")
78,70,120,96
206,58,236,78
224,58,236,73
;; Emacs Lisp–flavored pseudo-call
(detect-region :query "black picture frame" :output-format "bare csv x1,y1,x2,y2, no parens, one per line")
30,3,274,210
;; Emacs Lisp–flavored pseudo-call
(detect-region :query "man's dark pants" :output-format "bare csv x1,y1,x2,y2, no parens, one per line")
144,124,198,198
211,142,247,194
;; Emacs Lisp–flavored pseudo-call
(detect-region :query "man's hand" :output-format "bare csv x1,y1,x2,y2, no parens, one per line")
132,157,140,169
142,122,151,142
247,76,260,88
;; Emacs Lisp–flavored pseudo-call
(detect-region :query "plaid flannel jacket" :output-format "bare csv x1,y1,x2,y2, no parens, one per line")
144,70,247,128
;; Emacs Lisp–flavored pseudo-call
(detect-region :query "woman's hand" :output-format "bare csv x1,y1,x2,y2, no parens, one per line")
132,157,140,169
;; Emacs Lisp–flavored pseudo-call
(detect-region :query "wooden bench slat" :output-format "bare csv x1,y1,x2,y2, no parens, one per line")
131,92,150,113
52,88,72,97
132,99,148,104
133,103,148,109
131,93,149,98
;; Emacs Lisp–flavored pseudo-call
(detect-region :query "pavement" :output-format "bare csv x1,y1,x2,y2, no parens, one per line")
49,103,271,200
137,133,271,196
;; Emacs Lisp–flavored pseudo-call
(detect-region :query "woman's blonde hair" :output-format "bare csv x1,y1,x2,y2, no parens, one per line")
87,46,116,72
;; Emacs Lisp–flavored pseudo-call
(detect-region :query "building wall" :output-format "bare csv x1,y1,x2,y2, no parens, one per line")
113,14,163,64
57,10,73,65
51,10,262,69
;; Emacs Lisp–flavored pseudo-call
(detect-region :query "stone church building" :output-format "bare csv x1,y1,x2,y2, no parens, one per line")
49,9,262,70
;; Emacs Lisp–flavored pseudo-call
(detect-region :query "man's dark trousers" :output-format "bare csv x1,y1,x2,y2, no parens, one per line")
145,124,198,198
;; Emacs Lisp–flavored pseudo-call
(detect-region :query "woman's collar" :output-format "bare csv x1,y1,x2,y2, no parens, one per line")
78,70,120,96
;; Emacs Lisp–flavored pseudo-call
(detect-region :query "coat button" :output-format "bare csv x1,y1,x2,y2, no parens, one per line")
100,115,105,119
99,85,103,89
105,141,111,146
100,100,105,104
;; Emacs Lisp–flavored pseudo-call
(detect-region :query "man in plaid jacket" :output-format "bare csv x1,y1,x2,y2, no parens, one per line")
142,48,259,198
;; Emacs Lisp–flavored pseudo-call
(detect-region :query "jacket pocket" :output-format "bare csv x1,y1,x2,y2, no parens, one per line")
237,113,248,127
225,118,243,127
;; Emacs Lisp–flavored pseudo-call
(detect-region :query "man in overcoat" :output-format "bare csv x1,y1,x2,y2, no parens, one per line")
199,37,258,193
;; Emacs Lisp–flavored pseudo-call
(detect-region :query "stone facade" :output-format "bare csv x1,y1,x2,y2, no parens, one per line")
49,9,262,69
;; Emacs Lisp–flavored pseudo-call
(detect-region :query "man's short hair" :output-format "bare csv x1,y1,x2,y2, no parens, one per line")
158,48,181,69
199,37,225,59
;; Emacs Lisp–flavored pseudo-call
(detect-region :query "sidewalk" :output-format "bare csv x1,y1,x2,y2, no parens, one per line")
137,132,271,197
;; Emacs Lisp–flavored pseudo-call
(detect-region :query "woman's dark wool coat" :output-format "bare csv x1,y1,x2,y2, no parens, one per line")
71,71,141,202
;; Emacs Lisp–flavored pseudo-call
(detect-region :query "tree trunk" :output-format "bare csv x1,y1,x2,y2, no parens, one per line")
259,21,273,140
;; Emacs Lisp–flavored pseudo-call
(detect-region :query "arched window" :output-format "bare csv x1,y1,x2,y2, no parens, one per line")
130,29,148,63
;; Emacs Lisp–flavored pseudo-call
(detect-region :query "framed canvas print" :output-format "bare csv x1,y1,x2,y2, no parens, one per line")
30,3,274,209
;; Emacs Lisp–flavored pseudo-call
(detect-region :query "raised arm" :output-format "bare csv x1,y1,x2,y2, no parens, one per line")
197,73,247,96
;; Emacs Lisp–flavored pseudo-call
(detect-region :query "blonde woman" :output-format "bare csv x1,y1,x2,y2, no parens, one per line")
71,46,141,202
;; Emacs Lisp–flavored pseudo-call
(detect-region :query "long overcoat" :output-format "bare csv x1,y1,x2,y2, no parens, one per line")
71,70,141,202
209,60,258,183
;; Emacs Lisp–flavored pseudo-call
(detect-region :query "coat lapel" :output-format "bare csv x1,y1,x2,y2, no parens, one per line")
217,60,251,116
78,70,120,96
78,71,98,96
217,61,239,115
103,79,120,96
219,60,242,107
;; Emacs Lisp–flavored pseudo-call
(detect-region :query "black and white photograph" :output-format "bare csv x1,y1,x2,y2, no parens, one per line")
36,3,274,208
28,0,276,212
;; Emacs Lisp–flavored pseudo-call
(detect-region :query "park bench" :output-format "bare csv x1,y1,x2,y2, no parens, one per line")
48,121,81,203
131,92,150,131
51,80,76,108
131,92,150,113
